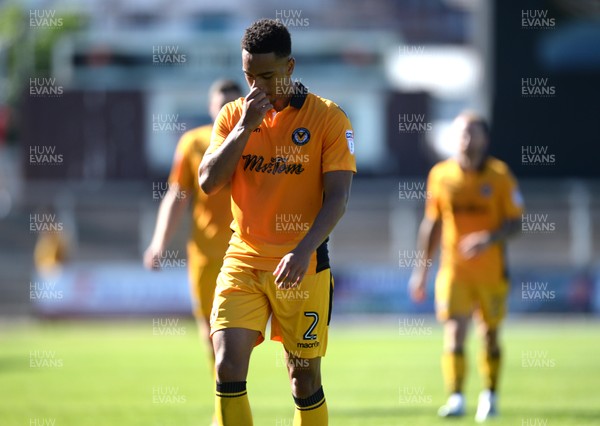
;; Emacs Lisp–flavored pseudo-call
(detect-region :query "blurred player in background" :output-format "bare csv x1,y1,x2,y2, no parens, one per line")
199,19,356,426
144,79,242,361
34,206,70,275
409,112,523,422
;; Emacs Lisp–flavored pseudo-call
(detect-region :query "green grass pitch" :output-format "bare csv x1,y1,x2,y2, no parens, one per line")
1,317,599,425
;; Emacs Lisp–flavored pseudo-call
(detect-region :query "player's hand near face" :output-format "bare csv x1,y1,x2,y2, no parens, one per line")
458,230,492,259
199,82,273,195
241,83,273,131
273,247,311,289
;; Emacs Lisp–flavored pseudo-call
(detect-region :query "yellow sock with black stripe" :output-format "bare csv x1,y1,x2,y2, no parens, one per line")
479,350,501,391
215,381,252,426
441,351,465,394
293,386,328,426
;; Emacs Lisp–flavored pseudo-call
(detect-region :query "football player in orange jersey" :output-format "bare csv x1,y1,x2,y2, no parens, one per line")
409,112,523,422
199,19,356,426
144,79,241,359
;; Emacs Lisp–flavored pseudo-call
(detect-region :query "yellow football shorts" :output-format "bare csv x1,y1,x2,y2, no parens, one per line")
435,272,508,329
187,252,222,320
210,264,334,359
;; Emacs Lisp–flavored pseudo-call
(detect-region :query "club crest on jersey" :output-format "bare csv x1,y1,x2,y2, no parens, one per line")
292,127,311,146
480,184,492,197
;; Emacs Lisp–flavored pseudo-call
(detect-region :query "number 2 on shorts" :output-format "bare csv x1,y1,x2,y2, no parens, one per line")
303,312,319,340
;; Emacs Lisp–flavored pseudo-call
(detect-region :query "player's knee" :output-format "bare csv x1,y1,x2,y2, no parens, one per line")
289,365,320,398
444,325,466,353
483,328,500,354
444,343,464,354
214,356,244,382
444,336,466,353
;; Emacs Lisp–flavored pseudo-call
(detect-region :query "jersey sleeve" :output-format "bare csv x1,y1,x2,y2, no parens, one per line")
322,106,357,173
168,133,194,190
499,168,524,220
424,166,441,221
206,101,239,155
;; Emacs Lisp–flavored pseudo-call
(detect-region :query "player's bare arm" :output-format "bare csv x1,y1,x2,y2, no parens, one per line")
199,84,273,195
408,216,441,302
458,218,521,259
274,170,353,289
143,183,189,270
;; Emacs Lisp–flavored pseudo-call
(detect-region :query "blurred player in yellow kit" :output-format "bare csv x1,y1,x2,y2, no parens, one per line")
144,79,242,357
34,231,69,273
199,19,356,426
409,112,524,422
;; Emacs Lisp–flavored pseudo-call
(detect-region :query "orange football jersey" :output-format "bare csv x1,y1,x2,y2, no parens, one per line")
207,86,357,273
169,124,232,262
425,157,523,283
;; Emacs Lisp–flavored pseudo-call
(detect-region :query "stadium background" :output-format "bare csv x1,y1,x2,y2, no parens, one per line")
1,0,599,425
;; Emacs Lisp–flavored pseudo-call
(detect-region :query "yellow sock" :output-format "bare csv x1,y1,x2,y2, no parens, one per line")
441,352,465,393
479,350,501,391
293,386,328,426
215,381,252,426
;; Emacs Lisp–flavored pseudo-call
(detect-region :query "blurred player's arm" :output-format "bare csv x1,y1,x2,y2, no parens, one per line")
460,172,523,259
199,85,272,195
274,170,353,288
409,167,442,302
458,218,521,259
409,217,441,302
143,184,189,270
491,218,521,241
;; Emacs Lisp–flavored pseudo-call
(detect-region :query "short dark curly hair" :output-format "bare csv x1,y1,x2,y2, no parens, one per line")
241,19,291,58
